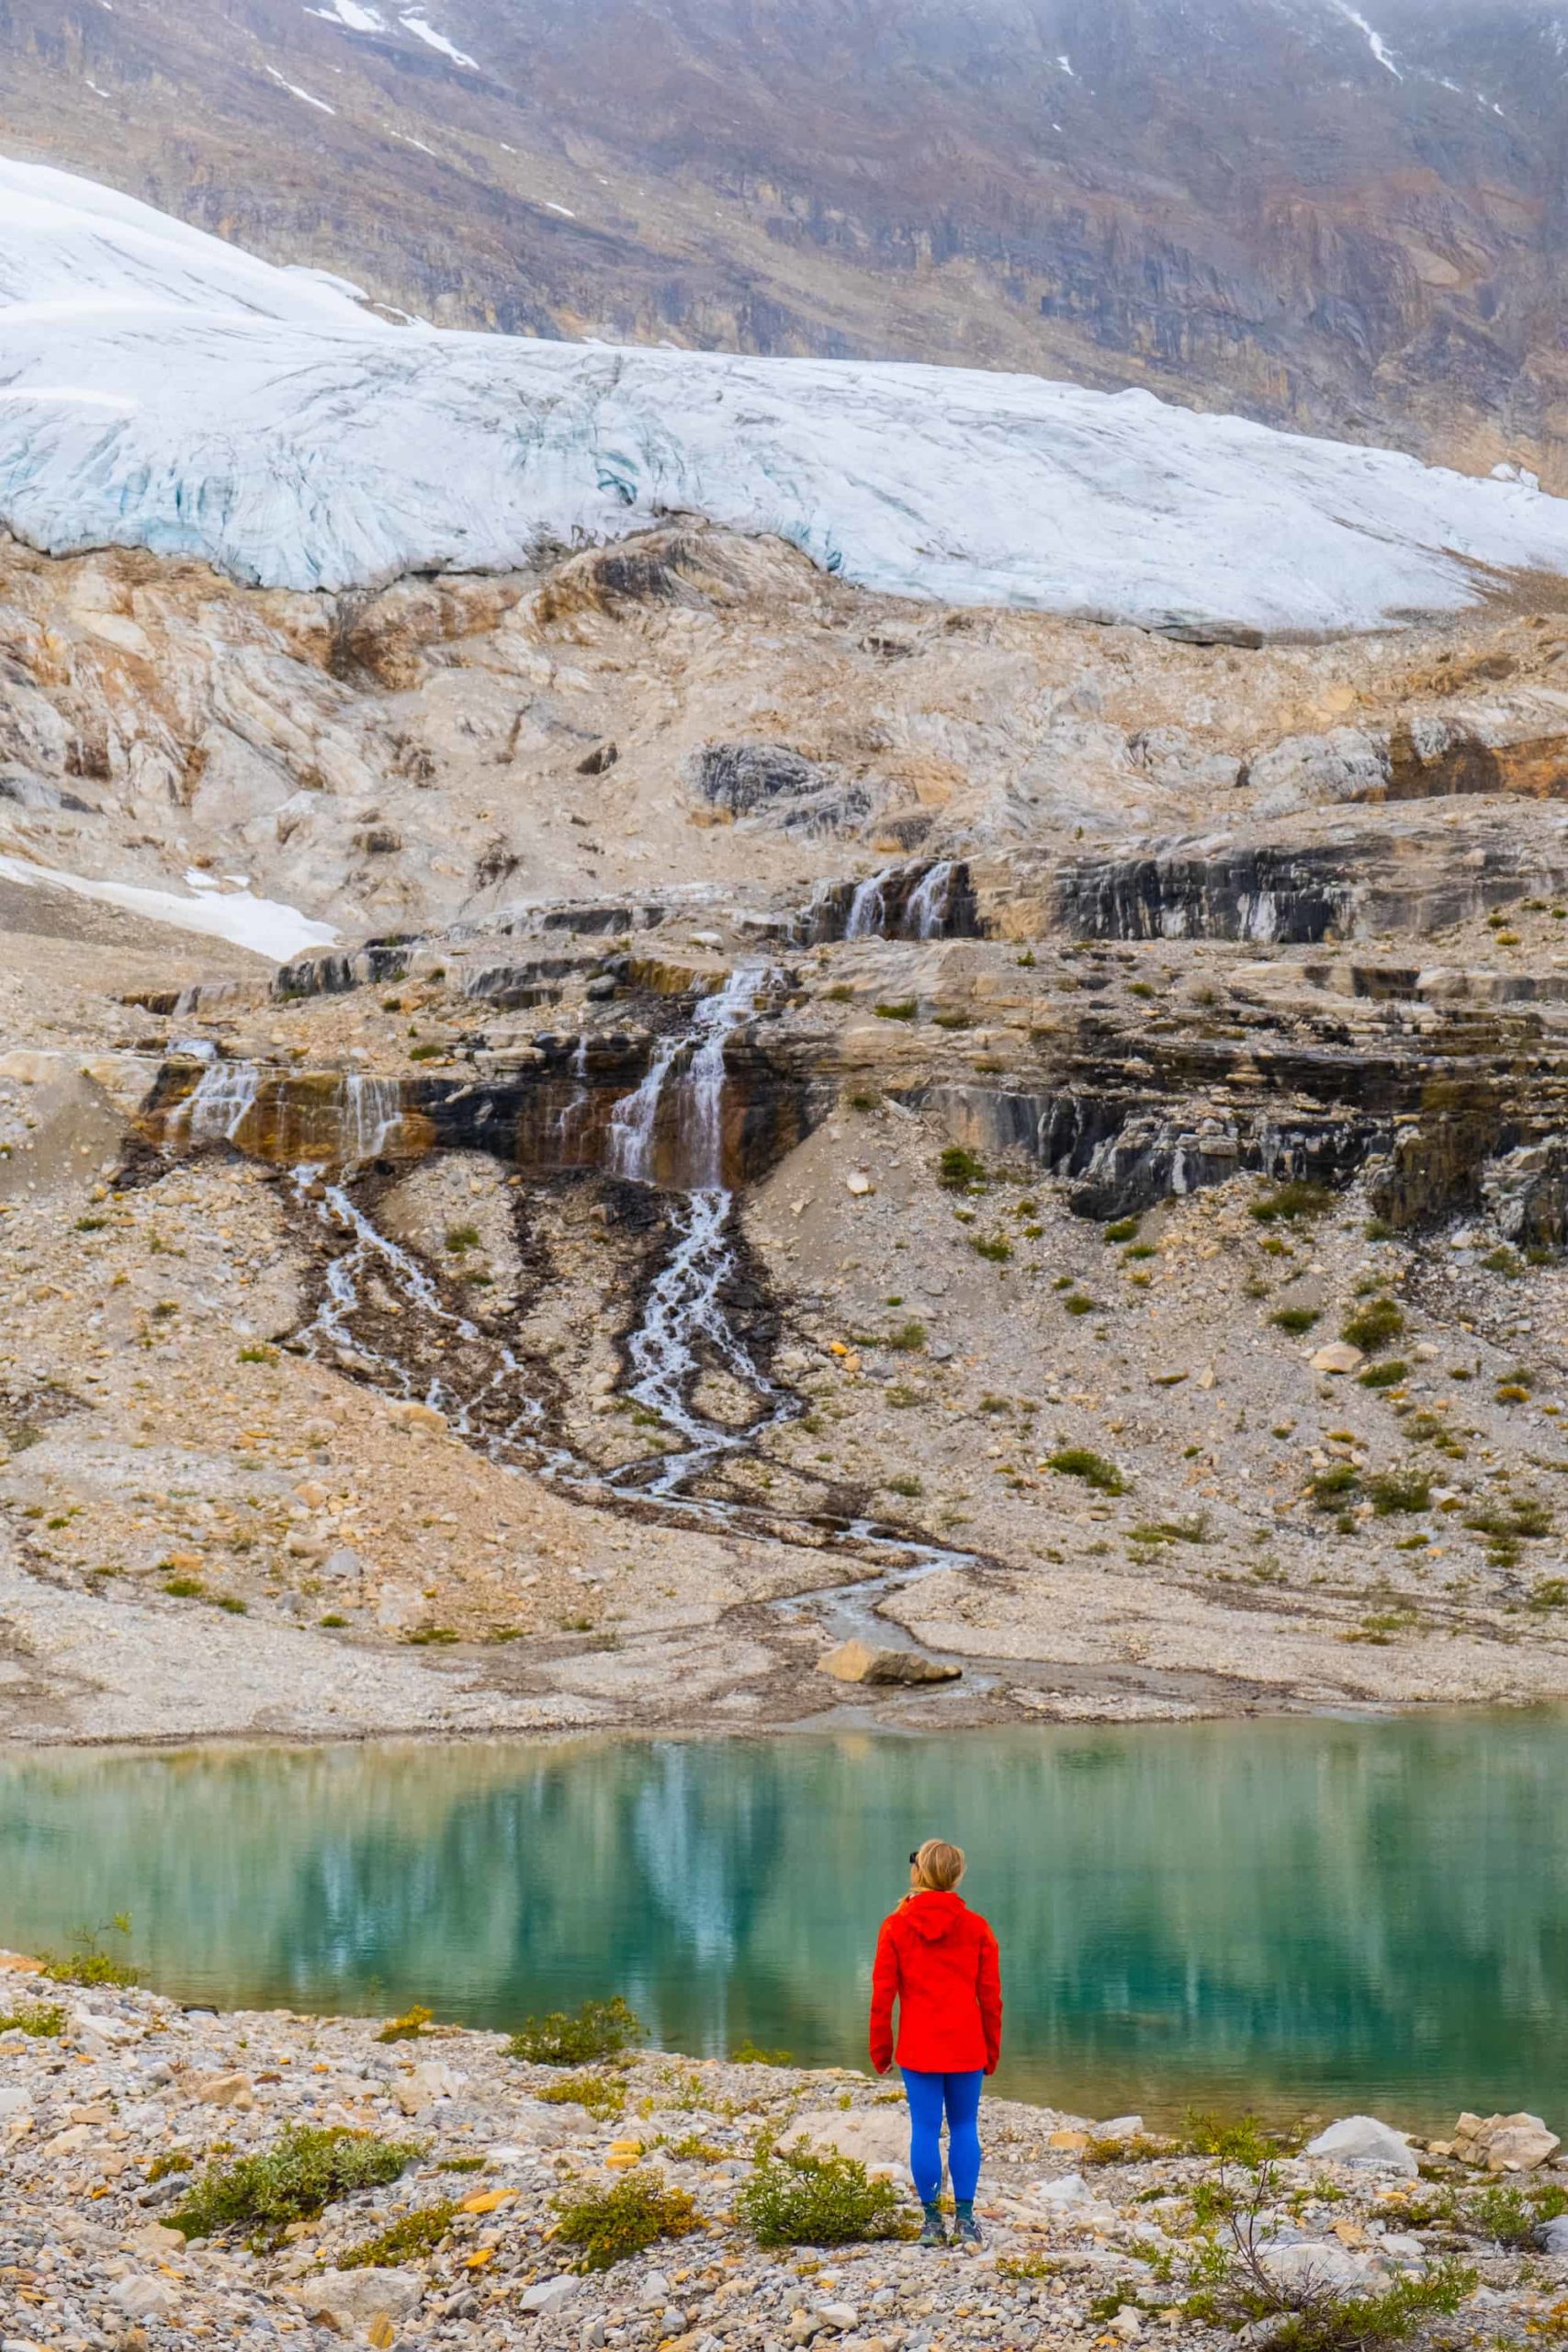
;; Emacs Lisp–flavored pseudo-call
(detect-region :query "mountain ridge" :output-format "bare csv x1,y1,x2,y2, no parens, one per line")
6,0,1568,481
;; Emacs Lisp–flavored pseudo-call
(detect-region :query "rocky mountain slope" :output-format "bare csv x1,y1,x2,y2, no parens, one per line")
6,160,1568,1747
7,0,1568,481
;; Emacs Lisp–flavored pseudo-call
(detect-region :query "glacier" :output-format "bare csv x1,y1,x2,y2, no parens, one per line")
5,153,1568,628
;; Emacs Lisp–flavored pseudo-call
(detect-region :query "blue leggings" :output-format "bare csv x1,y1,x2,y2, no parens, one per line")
900,2066,983,2205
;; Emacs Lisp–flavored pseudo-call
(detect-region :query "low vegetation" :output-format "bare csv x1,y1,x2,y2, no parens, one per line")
339,2200,457,2268
0,2000,65,2038
40,1914,136,1989
1248,1181,1333,1226
536,2073,627,2120
553,2177,702,2272
737,2145,912,2248
1046,1447,1127,1495
1341,1297,1405,1355
170,2127,423,2246
506,1996,645,2066
376,2004,433,2044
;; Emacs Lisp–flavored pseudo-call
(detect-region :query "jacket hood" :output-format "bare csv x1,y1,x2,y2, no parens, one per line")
905,1891,968,1941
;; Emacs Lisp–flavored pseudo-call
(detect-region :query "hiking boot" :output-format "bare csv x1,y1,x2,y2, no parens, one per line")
919,2205,948,2247
953,2209,984,2248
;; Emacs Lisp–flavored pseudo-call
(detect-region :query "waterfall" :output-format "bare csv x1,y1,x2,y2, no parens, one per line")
341,1073,403,1163
605,1031,688,1185
906,859,955,939
169,1060,261,1147
843,873,888,941
607,967,763,1191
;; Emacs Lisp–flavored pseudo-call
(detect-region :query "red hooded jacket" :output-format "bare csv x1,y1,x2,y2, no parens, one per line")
869,1889,1002,2076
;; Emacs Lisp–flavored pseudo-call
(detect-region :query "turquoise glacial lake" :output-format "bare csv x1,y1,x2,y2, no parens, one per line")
3,1716,1564,2129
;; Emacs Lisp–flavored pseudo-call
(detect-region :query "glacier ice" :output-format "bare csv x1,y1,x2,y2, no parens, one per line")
4,153,1568,629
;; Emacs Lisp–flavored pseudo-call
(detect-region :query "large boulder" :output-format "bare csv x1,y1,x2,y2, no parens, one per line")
1304,2117,1419,2177
787,2108,909,2179
1453,2111,1562,2172
817,1640,961,1686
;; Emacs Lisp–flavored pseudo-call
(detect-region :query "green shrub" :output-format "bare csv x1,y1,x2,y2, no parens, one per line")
970,1234,1011,1262
731,2041,794,2065
1358,1360,1408,1389
885,1321,927,1352
1308,1466,1359,1508
884,1475,923,1499
937,1148,986,1191
1341,1297,1405,1354
1104,1217,1141,1245
536,2073,626,2120
376,2005,432,2044
1248,1182,1333,1226
339,2200,457,2268
170,2128,423,2245
444,1223,481,1254
0,2001,65,2038
737,2146,912,2248
1464,2180,1568,2247
1047,1448,1126,1495
41,1915,136,1989
553,2177,702,2272
823,983,855,1003
874,1000,918,1023
1529,1578,1568,1612
1063,1292,1096,1315
164,1576,205,1599
505,1996,645,2065
1367,1471,1429,1517
1270,1307,1319,1335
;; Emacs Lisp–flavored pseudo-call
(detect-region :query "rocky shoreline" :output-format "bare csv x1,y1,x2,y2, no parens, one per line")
4,1962,1567,2352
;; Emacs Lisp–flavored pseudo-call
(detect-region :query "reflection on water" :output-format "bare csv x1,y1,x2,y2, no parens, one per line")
4,1715,1565,2126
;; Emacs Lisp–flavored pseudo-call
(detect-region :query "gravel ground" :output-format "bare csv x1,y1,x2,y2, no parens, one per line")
3,1963,1566,2352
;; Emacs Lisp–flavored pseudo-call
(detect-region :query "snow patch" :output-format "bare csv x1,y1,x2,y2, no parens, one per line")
545,202,576,219
0,854,337,962
306,0,387,27
398,14,478,67
265,66,338,113
6,153,1568,633
1326,0,1402,78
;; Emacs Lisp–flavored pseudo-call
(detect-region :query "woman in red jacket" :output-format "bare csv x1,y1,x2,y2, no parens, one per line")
869,1838,1002,2248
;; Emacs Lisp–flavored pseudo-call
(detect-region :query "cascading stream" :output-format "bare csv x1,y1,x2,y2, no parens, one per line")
184,967,982,1661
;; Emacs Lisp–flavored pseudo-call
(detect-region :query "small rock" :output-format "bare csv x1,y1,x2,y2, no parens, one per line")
817,1641,960,1686
1310,1341,1364,1374
297,2267,423,2335
1258,2244,1379,2293
640,2273,671,2307
846,1170,875,1198
1304,2117,1418,2177
125,2222,186,2257
814,2305,858,2332
1097,2114,1145,2138
1539,2215,1568,2256
193,2069,254,2109
521,2278,580,2315
387,1399,447,1435
1033,2172,1090,2205
1110,2310,1143,2340
108,2279,180,2324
